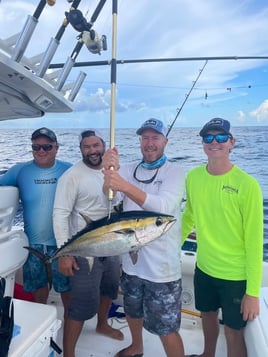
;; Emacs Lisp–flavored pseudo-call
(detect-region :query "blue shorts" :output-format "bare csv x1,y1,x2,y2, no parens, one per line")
23,244,70,293
194,266,247,330
68,256,121,321
121,272,182,336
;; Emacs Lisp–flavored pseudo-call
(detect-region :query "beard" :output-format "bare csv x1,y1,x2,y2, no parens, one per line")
82,151,103,167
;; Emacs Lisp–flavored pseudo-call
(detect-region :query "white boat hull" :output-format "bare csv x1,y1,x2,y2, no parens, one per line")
245,287,268,357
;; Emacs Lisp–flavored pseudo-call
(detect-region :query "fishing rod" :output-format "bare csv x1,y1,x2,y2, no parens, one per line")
108,0,118,214
109,0,117,151
38,0,83,77
166,60,208,137
68,0,107,61
49,55,268,69
54,0,107,91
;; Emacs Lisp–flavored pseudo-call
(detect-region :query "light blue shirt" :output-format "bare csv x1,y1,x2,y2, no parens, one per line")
0,160,72,245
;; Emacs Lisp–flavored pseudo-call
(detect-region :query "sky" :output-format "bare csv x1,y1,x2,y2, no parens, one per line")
1,0,268,129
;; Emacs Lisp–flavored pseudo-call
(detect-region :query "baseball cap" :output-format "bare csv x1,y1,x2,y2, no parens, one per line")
79,129,104,143
31,127,57,142
136,118,167,136
199,118,231,137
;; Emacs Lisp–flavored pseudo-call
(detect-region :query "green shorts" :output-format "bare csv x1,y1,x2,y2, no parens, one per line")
194,266,247,330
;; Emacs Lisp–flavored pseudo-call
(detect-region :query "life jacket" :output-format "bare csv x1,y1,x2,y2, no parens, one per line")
0,277,14,357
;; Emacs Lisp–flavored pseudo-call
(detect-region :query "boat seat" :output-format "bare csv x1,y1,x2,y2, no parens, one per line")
0,230,28,296
0,186,19,233
0,186,28,296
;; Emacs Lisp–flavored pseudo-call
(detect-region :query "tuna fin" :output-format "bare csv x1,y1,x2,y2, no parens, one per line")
129,251,139,265
23,247,53,290
86,257,95,271
46,263,53,290
114,228,135,235
24,246,48,263
79,212,92,225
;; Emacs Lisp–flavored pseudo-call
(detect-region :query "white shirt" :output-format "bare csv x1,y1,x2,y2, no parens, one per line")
53,160,109,247
116,160,185,283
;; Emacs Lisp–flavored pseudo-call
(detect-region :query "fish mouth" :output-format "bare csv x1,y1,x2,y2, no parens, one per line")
163,217,177,232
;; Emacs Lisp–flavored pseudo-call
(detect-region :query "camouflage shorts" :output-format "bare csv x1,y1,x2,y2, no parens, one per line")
120,272,182,335
23,244,70,293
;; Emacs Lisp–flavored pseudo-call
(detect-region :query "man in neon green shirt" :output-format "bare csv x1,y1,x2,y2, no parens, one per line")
182,118,263,357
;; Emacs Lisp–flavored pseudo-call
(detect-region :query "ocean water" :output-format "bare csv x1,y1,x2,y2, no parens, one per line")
0,126,267,260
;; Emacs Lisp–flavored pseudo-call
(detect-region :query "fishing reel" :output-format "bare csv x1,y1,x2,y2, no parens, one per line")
65,9,107,55
81,30,107,55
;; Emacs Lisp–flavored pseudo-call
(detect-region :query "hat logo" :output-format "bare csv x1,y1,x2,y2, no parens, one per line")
39,128,50,135
209,119,223,125
144,119,157,126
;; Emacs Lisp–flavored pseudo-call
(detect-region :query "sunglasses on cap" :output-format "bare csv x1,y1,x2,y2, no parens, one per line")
202,133,232,144
32,144,56,151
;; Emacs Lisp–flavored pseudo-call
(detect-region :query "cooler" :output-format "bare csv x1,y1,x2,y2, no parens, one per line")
245,287,268,357
9,299,62,357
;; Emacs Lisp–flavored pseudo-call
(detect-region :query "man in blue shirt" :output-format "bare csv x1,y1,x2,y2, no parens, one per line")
0,127,71,311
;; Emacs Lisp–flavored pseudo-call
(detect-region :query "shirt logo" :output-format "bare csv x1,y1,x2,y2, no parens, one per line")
222,185,238,194
34,178,57,184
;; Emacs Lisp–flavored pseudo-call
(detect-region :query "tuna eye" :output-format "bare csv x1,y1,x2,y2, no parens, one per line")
156,217,163,226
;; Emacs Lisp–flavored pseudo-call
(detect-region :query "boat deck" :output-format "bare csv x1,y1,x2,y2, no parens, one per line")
48,291,227,357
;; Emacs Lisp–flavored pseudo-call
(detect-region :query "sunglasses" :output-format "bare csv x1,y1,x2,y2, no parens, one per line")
202,134,232,144
133,162,159,184
32,144,55,151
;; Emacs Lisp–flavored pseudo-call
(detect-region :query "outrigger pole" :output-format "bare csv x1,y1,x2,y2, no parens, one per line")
166,60,208,137
108,0,118,207
49,55,268,69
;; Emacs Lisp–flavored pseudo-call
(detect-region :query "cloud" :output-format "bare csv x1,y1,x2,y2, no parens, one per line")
73,87,147,113
237,111,246,122
74,88,110,112
250,100,268,123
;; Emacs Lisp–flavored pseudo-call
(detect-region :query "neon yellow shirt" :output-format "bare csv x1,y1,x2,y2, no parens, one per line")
182,164,263,297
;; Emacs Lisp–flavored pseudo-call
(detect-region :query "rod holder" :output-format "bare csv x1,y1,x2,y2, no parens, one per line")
37,37,60,77
55,57,75,91
12,15,38,62
68,71,87,102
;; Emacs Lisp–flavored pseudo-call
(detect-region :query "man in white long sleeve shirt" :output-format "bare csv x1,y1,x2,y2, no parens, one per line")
103,119,186,357
53,129,123,357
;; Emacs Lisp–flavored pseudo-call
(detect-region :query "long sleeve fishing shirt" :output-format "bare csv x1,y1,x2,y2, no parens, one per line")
182,164,263,297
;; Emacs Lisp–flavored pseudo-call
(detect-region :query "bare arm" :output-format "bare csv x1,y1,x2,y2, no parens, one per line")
240,294,260,321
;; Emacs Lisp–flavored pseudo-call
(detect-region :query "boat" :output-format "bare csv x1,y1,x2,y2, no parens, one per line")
1,1,268,356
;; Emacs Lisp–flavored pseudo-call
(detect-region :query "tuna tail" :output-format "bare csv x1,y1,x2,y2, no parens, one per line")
23,247,53,290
